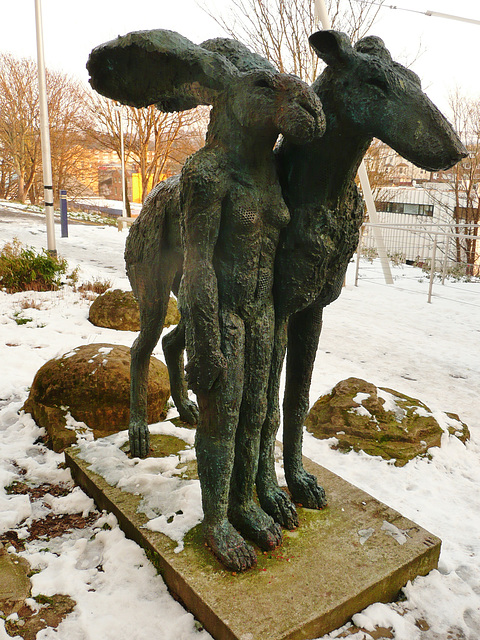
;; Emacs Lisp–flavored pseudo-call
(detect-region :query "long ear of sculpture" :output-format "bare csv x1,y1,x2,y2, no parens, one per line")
200,37,278,73
354,35,392,62
87,29,240,112
308,30,353,67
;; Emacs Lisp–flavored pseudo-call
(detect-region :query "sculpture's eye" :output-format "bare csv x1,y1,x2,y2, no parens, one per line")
254,78,272,89
368,76,388,93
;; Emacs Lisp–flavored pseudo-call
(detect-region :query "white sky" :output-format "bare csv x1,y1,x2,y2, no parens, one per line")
0,0,479,115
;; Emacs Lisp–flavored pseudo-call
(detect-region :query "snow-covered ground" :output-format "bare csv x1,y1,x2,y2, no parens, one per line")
0,204,479,640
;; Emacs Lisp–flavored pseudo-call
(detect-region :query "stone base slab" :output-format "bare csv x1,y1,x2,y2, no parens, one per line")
65,443,440,640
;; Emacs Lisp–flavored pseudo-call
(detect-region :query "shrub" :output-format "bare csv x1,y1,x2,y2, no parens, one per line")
361,246,378,263
75,279,112,298
386,251,406,266
0,239,69,293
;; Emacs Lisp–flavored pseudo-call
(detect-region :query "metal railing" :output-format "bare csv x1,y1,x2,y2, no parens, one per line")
356,222,480,304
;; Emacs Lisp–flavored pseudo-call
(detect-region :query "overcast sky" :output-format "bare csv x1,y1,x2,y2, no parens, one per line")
1,0,479,115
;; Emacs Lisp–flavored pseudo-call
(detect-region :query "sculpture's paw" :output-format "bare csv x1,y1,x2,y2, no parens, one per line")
258,486,299,530
288,470,327,510
129,422,150,459
204,520,257,572
178,398,199,425
229,502,283,551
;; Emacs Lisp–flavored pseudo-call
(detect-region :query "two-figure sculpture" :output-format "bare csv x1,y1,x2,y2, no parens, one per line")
87,28,466,571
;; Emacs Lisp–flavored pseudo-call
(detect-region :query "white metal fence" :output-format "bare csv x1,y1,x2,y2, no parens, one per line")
356,221,480,304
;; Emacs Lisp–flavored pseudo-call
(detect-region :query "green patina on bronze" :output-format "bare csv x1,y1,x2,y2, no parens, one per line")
87,27,466,572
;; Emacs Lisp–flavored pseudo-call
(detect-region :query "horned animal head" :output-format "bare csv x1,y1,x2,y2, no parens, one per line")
87,29,326,146
309,30,467,171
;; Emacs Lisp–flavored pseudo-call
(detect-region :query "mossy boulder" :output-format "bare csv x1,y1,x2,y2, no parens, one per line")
23,343,170,452
89,289,180,331
305,377,469,466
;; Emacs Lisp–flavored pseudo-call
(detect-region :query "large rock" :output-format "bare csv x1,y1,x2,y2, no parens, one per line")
23,343,170,452
305,377,469,466
88,289,180,331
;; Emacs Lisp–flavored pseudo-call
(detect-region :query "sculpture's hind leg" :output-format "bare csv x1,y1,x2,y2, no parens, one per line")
256,319,299,530
162,317,199,424
129,261,176,458
129,303,169,458
283,301,327,509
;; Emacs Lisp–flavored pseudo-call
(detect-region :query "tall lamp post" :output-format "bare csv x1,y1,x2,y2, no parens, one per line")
115,106,128,231
34,0,56,255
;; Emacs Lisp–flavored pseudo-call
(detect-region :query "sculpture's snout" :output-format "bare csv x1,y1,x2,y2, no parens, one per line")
439,139,468,172
298,92,327,139
276,76,326,145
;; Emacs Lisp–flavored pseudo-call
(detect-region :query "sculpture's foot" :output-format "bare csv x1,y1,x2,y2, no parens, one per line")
229,501,283,551
129,421,150,459
287,469,327,509
204,520,257,572
177,398,199,425
258,484,299,530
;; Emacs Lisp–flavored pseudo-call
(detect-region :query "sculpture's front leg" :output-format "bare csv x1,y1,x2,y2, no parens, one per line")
257,319,299,530
283,301,327,509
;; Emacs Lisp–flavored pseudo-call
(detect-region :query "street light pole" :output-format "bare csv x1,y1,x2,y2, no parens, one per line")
34,0,56,255
115,106,128,231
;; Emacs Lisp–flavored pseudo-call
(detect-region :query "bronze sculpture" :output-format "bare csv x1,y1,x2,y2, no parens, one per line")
88,29,326,571
87,29,466,571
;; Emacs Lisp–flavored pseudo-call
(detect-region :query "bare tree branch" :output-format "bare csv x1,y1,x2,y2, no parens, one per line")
199,0,385,83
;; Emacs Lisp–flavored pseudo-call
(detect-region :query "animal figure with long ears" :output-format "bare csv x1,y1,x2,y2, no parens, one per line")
87,29,326,571
254,30,467,528
109,31,466,533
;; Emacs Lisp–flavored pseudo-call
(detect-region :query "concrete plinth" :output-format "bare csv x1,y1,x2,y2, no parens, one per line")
65,443,440,640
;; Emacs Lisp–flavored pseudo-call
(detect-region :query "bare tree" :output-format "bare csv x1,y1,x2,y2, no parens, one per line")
0,53,100,205
86,94,208,207
446,91,480,275
47,70,98,204
201,0,385,83
0,54,40,202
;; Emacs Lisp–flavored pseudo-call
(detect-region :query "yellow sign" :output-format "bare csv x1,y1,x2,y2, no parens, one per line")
131,173,167,203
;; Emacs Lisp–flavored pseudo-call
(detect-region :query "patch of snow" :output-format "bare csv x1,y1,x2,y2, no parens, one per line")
98,347,113,355
43,486,95,517
381,520,410,545
75,422,203,551
349,405,372,417
353,392,370,404
358,527,375,545
377,388,406,422
411,405,433,418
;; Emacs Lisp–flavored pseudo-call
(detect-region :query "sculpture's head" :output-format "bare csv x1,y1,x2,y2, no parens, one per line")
309,30,467,171
87,29,326,146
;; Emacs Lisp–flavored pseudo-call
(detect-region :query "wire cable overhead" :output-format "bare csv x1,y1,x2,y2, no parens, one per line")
353,1,480,26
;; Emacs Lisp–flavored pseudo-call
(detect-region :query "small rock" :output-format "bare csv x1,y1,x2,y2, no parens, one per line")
89,289,180,331
23,343,170,452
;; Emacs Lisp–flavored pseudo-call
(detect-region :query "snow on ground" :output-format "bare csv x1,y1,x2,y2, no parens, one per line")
0,204,479,640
